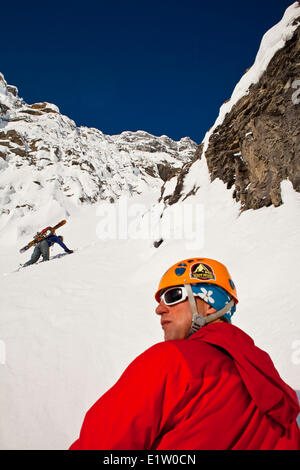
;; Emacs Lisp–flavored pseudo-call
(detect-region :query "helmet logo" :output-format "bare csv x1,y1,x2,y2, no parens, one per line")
190,263,215,281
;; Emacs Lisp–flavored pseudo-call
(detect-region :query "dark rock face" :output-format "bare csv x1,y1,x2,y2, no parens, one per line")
205,23,300,210
156,162,181,182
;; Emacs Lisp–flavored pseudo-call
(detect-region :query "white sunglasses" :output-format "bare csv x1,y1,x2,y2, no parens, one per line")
159,286,189,306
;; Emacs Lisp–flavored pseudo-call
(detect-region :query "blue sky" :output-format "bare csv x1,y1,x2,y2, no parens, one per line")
1,0,294,143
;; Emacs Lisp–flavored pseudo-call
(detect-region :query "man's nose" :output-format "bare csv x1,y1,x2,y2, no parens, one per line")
155,301,168,316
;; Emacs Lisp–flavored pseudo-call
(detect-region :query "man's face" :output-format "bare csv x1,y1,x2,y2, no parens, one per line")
155,291,215,341
155,297,193,341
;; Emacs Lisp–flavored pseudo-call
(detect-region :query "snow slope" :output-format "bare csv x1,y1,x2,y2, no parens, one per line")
0,159,300,449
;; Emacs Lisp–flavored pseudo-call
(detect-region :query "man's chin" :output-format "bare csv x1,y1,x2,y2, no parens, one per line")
164,328,185,342
164,330,175,342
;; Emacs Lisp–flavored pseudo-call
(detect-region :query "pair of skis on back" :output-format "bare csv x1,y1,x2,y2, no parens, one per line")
19,219,67,253
3,220,68,276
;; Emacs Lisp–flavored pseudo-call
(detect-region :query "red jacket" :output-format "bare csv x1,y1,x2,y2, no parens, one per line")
70,323,300,450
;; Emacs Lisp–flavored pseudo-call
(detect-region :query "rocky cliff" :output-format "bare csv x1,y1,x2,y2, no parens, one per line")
160,2,300,211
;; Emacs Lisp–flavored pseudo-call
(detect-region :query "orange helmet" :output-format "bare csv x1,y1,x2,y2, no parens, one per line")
155,257,238,304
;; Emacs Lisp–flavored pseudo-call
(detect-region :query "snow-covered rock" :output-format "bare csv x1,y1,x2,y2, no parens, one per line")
159,2,300,211
0,72,197,240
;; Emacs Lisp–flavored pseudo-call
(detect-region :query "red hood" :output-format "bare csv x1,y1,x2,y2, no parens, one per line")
192,323,300,429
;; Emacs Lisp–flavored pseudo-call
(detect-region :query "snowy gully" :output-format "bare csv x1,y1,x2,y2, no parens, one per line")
102,453,197,466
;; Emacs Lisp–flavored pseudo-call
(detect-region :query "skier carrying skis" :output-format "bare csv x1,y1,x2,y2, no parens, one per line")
23,233,73,267
69,257,300,450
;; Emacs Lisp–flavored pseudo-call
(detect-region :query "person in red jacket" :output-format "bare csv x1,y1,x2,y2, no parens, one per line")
69,257,300,450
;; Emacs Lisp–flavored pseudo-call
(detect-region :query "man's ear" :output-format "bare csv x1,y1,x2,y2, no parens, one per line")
195,297,216,316
206,304,216,315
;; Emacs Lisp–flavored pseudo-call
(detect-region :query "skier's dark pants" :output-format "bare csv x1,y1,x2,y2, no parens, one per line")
23,240,49,267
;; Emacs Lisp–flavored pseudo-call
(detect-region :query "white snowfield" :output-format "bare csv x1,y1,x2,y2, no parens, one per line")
0,167,300,450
